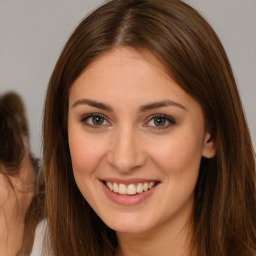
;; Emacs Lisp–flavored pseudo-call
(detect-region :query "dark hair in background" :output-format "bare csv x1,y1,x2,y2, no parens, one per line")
0,91,41,255
22,0,256,255
0,91,39,174
0,92,29,173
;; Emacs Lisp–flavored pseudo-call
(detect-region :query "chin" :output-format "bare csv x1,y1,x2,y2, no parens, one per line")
100,213,155,234
109,224,150,234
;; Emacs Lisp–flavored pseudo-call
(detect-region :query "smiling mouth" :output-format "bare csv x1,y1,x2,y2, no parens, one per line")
102,181,159,196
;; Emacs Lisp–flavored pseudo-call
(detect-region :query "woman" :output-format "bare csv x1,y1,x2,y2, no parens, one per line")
0,92,37,255
27,0,256,255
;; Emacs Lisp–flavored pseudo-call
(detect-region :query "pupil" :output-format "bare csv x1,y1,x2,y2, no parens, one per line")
92,116,104,125
154,117,166,126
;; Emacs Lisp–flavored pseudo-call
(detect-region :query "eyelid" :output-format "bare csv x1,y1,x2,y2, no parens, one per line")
80,113,175,130
144,114,176,129
80,113,111,127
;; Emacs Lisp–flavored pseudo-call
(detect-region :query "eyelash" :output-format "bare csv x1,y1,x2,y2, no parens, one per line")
80,113,176,130
144,114,176,130
80,113,110,128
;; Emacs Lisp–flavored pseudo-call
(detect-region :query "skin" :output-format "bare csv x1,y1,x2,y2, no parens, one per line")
0,140,34,256
68,47,216,256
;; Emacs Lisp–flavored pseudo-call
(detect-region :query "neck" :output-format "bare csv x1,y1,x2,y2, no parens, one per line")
115,216,192,256
0,149,35,255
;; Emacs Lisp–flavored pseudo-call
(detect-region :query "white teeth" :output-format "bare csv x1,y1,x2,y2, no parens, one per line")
136,183,143,193
148,182,155,189
113,183,118,192
143,183,149,191
106,182,113,191
105,181,156,195
127,184,136,195
119,184,127,194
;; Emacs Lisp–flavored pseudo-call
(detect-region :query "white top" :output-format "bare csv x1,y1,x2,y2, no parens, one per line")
30,219,52,256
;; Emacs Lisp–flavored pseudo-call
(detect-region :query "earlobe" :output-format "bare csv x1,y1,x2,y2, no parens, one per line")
202,132,216,159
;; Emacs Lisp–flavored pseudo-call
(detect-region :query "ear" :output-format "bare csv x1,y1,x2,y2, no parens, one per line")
201,131,216,159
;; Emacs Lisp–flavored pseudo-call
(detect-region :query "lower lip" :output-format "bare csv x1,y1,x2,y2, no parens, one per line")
101,181,158,206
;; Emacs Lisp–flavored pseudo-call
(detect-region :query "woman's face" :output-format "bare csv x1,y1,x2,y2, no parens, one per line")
68,47,215,234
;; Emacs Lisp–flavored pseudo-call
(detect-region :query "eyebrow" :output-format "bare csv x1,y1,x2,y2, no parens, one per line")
71,98,186,112
139,100,187,112
71,99,113,111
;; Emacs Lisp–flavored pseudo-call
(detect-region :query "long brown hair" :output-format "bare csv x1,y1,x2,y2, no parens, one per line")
0,91,39,175
0,92,29,174
40,0,256,255
0,92,39,255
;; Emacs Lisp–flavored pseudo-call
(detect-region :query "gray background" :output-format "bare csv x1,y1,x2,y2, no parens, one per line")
0,0,255,157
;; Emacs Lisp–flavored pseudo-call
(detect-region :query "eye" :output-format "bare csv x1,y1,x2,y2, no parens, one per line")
145,114,175,129
81,113,110,128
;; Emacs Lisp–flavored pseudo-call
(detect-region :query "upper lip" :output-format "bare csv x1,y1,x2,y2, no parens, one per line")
100,178,160,185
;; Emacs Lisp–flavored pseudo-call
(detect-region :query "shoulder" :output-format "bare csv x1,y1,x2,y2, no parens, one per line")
30,219,53,256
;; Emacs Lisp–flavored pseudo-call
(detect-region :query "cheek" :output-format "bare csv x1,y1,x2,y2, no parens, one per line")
68,126,105,177
149,132,203,177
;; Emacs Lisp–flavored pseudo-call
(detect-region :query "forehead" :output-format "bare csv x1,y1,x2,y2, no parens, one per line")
71,48,172,92
68,47,199,113
80,47,170,80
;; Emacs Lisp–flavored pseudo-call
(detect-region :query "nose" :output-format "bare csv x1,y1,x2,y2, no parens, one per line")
106,125,146,173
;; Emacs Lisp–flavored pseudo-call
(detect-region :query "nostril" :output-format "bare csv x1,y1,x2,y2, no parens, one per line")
105,133,146,172
106,149,147,173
